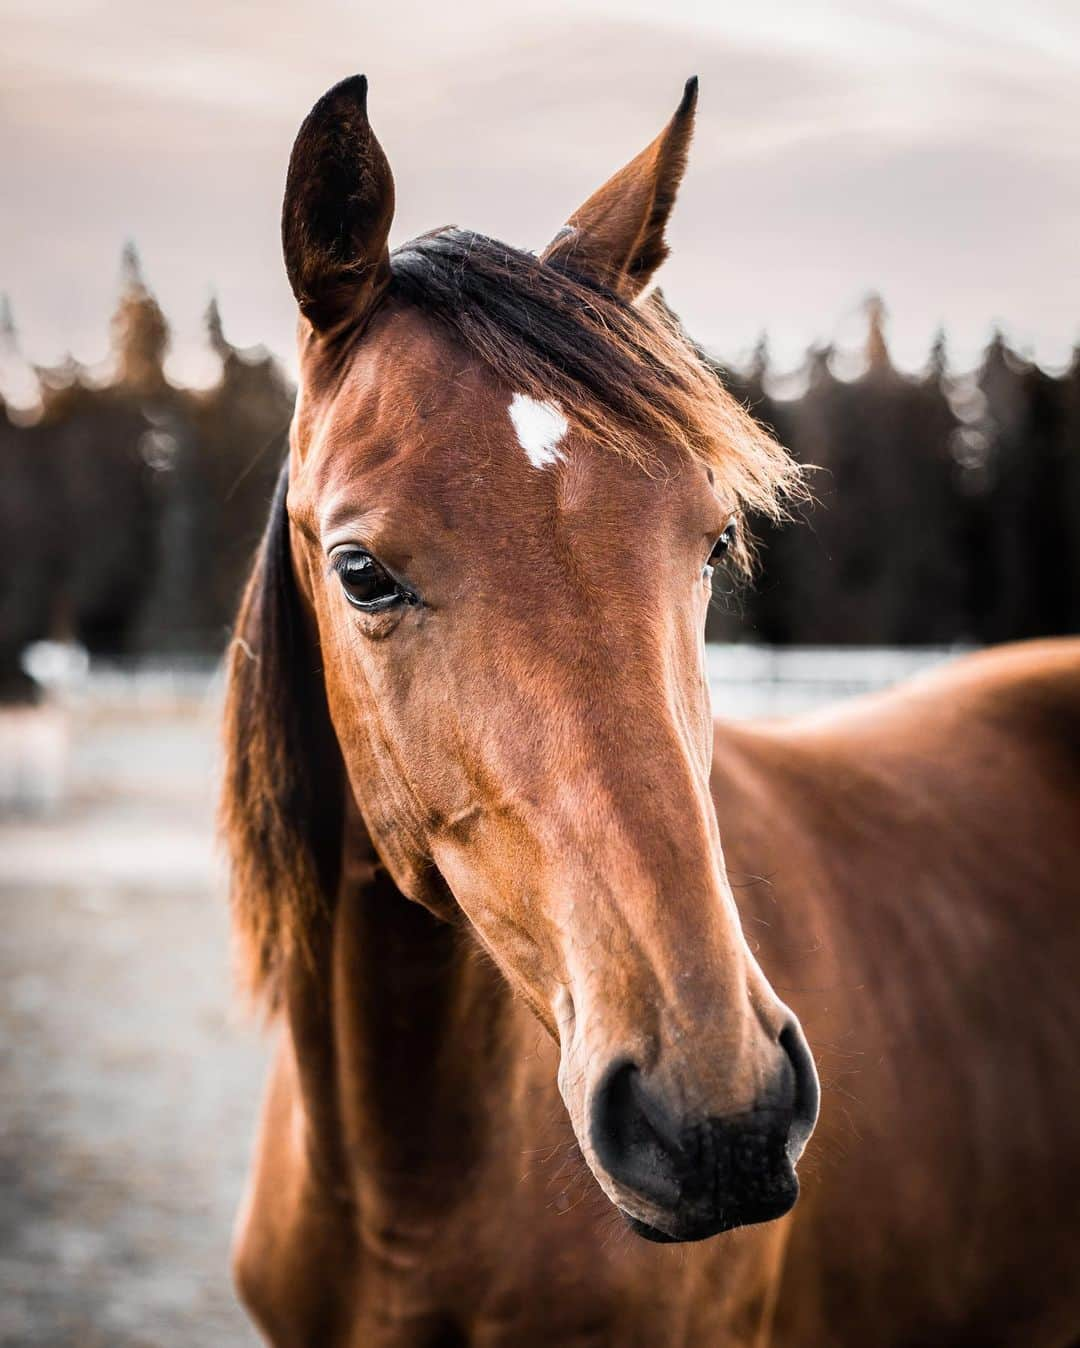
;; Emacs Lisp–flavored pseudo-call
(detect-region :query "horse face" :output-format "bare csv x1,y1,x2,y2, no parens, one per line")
288,299,818,1239
231,75,818,1244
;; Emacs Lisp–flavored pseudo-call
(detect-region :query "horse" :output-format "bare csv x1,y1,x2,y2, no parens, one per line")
220,75,1080,1346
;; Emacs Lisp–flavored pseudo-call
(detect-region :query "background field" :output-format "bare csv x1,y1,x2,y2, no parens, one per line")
0,680,263,1347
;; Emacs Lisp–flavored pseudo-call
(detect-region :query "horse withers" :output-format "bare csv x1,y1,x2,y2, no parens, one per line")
221,75,1080,1346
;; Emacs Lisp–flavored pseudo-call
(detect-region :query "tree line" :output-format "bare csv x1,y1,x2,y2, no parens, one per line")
709,298,1080,648
1,254,1077,698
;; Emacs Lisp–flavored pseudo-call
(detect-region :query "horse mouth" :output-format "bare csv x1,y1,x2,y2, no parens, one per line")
621,1170,801,1244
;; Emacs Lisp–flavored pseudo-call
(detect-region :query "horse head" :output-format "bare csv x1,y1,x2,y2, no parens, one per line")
223,75,818,1244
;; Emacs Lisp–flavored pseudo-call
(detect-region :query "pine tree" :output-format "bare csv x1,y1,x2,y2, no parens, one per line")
111,242,170,395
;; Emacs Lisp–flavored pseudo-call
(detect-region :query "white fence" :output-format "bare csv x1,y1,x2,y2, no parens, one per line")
1,645,969,813
705,645,963,720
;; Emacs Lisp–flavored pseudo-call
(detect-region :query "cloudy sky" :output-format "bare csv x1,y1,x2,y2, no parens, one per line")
2,0,1078,389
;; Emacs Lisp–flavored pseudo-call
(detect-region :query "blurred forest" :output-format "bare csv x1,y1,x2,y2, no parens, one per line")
1,249,1078,700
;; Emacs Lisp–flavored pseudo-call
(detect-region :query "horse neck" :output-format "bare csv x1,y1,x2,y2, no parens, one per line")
287,812,526,1225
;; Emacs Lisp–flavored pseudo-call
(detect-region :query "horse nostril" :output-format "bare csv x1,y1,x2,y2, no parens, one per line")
590,1059,683,1209
589,1042,814,1239
778,1017,820,1163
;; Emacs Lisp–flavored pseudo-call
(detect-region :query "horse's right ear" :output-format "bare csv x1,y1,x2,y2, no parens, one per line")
282,74,395,335
540,78,697,301
220,460,344,1008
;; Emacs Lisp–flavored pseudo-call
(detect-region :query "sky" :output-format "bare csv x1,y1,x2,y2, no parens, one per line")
2,0,1078,392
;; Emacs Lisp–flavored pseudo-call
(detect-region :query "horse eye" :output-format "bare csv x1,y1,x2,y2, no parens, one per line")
332,550,406,611
705,522,738,574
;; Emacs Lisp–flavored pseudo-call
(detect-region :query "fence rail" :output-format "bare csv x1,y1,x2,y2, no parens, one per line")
1,644,968,814
705,645,961,720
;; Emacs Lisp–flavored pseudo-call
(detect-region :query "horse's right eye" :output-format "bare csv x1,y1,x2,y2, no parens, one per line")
708,521,738,565
703,521,738,581
332,550,407,612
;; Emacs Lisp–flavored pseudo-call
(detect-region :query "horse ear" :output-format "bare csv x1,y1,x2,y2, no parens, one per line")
540,77,698,300
282,74,395,334
220,460,344,1007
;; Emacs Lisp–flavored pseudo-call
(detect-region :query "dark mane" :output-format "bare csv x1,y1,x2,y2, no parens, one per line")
389,229,802,569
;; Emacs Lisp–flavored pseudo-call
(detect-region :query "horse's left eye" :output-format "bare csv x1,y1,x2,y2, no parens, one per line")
332,550,407,611
704,522,738,576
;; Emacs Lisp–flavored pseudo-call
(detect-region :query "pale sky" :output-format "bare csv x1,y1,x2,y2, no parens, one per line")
2,0,1078,391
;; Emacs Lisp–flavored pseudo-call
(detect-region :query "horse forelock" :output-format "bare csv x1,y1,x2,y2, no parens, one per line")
387,229,805,576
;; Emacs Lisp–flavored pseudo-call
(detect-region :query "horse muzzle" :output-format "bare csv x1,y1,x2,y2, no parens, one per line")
587,1018,820,1243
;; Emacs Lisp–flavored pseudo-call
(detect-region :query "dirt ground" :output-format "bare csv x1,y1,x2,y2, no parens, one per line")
0,689,267,1347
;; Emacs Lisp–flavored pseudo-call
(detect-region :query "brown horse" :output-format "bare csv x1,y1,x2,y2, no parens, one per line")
221,76,1080,1346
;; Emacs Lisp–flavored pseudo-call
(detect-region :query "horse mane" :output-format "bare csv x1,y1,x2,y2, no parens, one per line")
221,460,344,1009
389,229,804,572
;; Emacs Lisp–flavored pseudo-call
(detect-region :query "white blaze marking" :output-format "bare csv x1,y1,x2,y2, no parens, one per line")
508,393,568,470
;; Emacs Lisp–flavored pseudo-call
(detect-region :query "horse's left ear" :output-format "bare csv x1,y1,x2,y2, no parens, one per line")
282,74,395,335
540,77,698,300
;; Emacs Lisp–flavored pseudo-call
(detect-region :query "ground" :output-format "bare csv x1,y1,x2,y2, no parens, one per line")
0,686,266,1347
